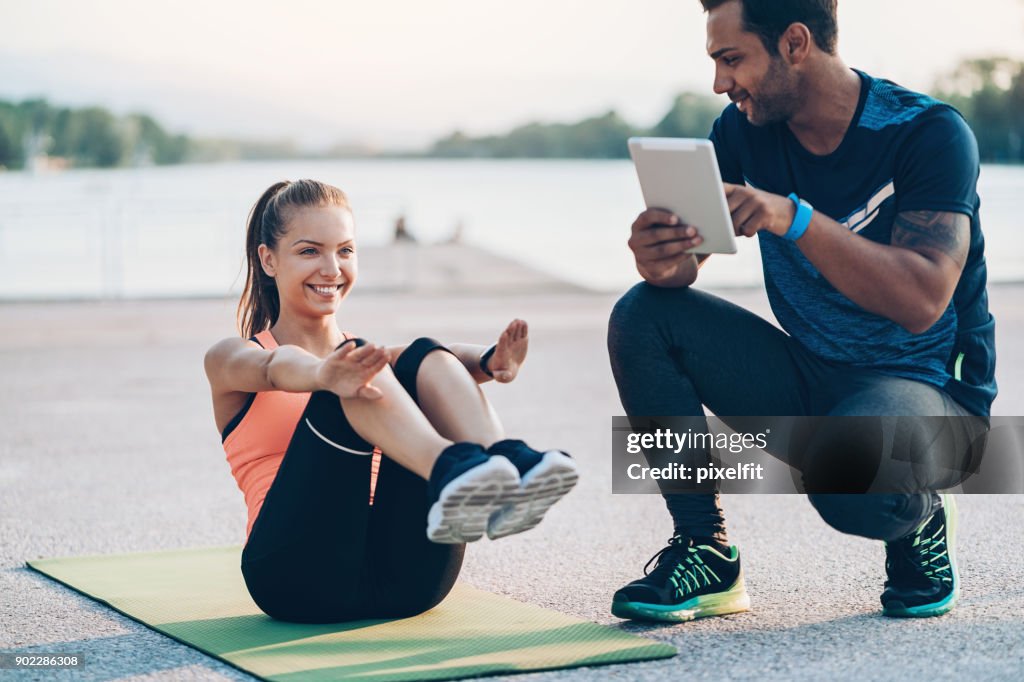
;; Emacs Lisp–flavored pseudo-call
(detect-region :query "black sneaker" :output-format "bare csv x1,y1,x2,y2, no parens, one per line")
426,442,520,544
611,536,750,622
484,439,579,540
881,493,959,617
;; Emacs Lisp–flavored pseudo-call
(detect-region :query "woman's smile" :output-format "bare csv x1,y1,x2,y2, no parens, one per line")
307,283,344,299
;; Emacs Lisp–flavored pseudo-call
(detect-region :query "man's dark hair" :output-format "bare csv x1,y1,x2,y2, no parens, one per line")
700,0,838,55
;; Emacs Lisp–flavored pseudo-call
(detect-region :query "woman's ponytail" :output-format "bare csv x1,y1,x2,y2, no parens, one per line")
237,181,289,338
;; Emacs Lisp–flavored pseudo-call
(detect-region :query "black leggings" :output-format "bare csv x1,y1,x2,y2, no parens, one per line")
241,337,461,623
608,284,988,543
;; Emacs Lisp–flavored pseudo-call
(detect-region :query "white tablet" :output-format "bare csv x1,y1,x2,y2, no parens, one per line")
628,137,738,255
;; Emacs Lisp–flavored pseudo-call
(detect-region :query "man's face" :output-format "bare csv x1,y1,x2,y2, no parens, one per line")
706,0,800,126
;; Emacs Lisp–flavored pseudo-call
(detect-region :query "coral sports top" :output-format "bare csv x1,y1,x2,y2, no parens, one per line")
221,329,381,538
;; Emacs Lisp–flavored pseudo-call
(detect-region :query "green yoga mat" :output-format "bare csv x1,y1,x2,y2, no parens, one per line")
27,546,675,681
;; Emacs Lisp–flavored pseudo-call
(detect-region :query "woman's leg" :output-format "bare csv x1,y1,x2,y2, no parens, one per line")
338,362,452,480
389,338,578,544
363,340,484,617
240,390,378,623
365,452,466,618
344,338,520,545
242,354,513,621
363,337,561,617
393,337,504,446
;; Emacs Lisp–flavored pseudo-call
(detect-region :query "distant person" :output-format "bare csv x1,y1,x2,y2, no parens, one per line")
393,215,417,243
205,179,577,623
608,0,994,622
446,220,465,245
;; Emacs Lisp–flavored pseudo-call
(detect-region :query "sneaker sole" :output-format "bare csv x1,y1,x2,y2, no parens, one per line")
486,451,579,540
427,455,520,544
883,493,959,618
611,575,751,623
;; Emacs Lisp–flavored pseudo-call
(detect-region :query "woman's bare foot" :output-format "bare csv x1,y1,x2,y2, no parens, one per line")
488,319,528,383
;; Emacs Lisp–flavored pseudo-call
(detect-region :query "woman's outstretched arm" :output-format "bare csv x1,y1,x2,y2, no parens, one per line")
206,338,318,395
205,338,389,397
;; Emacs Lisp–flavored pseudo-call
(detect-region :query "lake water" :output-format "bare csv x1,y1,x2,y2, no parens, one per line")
0,159,1022,298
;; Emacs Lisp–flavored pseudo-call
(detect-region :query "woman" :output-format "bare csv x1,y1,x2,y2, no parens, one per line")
205,179,577,623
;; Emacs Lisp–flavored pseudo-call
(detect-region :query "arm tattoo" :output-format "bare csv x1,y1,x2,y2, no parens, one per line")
891,210,969,268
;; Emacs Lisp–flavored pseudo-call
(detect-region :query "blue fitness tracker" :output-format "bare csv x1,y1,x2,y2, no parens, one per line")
785,193,813,241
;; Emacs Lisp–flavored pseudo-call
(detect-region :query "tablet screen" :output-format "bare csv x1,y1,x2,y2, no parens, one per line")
628,137,738,255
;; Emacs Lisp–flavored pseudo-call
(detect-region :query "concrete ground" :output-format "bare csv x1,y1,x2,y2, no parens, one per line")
1,249,1022,681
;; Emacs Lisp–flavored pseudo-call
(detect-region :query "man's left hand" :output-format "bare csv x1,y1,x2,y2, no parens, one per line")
723,183,797,238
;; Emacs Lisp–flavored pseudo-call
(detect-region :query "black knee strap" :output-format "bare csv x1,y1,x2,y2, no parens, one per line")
393,337,454,404
335,337,368,351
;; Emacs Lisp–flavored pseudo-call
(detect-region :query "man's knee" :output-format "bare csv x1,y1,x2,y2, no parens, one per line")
807,493,929,541
608,282,697,353
609,283,654,334
798,417,885,493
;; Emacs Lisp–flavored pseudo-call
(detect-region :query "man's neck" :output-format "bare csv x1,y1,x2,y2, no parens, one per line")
786,60,862,156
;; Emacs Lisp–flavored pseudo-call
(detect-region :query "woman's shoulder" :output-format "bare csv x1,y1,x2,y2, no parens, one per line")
204,335,268,382
206,335,264,359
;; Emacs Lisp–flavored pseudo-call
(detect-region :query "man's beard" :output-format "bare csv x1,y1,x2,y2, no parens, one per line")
744,57,800,126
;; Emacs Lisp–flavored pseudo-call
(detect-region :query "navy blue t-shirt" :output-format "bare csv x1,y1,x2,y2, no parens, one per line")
709,70,997,416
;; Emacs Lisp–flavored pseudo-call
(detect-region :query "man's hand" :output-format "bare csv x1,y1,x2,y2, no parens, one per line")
628,208,704,287
316,342,390,400
723,183,796,238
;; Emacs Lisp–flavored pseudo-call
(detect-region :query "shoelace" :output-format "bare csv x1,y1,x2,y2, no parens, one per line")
909,519,953,584
889,516,952,586
643,535,689,576
643,536,723,599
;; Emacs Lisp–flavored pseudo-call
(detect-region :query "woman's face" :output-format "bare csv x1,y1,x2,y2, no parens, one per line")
258,204,357,317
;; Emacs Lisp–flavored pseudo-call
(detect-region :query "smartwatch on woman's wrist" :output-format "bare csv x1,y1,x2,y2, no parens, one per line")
479,343,497,378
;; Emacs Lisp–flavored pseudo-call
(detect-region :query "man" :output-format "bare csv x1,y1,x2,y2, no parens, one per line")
608,0,996,622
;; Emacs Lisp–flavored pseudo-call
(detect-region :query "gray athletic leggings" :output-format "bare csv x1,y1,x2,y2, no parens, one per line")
607,283,987,543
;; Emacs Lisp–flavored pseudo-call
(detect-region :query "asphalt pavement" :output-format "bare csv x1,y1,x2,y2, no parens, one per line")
2,258,1022,681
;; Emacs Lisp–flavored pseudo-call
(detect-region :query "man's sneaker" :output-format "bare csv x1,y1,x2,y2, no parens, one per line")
484,439,579,540
426,442,520,544
611,536,750,622
881,493,959,617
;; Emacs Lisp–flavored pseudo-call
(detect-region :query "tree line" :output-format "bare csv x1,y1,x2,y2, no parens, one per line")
0,99,303,170
0,100,189,169
432,59,1024,162
935,58,1024,162
1,57,1021,170
430,93,722,159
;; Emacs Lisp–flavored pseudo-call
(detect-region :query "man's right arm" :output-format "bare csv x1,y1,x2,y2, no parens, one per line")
628,208,707,288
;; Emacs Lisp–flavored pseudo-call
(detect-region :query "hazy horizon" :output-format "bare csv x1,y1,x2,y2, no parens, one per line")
2,0,1023,149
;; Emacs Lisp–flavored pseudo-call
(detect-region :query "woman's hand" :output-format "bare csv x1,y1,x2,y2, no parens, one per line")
487,319,529,383
316,342,390,400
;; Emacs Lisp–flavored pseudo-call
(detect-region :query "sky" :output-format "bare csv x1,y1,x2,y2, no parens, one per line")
2,0,1023,149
